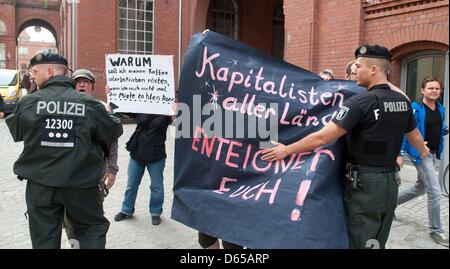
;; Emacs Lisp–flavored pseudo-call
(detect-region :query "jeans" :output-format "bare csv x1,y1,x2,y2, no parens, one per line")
398,153,443,232
120,157,166,217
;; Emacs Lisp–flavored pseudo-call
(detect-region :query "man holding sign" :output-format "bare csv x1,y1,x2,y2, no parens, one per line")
105,54,175,226
105,54,175,116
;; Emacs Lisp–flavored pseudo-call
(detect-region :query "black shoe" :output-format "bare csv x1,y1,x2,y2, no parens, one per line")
151,216,161,225
114,212,130,222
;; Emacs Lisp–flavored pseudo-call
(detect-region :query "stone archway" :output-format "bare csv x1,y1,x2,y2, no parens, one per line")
389,40,449,86
16,18,59,46
384,24,449,52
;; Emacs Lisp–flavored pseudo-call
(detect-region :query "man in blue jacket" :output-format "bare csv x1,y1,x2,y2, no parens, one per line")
397,75,449,247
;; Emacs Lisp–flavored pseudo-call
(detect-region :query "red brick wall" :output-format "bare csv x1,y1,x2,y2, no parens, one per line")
77,0,118,100
0,3,17,69
363,1,449,86
239,0,279,55
284,0,316,71
155,0,180,82
0,1,61,69
313,0,363,78
284,0,364,78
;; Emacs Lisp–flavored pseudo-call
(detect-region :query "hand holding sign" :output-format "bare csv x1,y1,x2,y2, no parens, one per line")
105,54,176,116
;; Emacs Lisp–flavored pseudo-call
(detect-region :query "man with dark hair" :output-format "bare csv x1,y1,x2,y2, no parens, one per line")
5,52,123,249
397,75,449,247
262,44,430,248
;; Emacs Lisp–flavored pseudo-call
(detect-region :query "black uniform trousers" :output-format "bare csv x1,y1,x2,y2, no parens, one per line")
25,180,109,249
344,167,399,249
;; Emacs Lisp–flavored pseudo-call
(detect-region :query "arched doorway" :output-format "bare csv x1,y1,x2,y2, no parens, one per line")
206,0,239,40
0,18,7,68
16,20,58,76
202,0,284,58
401,50,447,102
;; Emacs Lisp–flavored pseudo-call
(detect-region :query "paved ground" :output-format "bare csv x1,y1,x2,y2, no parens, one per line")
0,119,448,249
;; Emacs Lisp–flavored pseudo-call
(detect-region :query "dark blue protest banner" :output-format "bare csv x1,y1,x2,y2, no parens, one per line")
172,31,365,248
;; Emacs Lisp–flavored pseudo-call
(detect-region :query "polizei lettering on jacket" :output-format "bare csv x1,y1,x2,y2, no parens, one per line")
37,101,85,116
383,101,408,113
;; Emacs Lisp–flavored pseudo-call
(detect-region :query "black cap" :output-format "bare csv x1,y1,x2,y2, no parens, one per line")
30,52,68,67
355,44,391,61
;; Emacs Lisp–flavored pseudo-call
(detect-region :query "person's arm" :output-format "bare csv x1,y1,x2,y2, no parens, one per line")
92,101,124,145
442,107,448,136
5,102,23,141
261,122,347,161
405,128,430,159
103,140,119,190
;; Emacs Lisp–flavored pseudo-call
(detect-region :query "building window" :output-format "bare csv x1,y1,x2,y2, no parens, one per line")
19,47,28,55
208,0,239,40
272,4,284,60
0,20,6,35
0,43,5,68
401,51,446,102
118,0,154,54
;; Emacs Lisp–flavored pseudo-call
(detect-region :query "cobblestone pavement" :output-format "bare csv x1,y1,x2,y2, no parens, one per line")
0,119,448,249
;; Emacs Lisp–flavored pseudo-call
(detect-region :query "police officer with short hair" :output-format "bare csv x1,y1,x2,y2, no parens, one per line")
262,44,430,249
5,52,123,249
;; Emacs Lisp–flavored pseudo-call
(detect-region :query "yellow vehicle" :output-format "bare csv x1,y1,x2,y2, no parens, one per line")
0,69,21,114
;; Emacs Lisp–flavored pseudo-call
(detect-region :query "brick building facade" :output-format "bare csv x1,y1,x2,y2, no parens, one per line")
0,0,448,101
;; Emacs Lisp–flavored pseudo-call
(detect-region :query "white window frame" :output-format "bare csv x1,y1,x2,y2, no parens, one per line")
0,20,6,35
118,0,154,54
209,0,239,40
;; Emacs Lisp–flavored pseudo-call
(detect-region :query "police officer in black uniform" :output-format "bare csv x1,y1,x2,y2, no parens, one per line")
5,52,123,249
261,44,430,249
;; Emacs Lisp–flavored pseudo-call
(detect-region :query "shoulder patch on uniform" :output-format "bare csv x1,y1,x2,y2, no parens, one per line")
336,106,350,121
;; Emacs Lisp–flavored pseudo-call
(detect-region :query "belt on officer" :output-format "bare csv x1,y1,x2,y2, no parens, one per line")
350,164,397,174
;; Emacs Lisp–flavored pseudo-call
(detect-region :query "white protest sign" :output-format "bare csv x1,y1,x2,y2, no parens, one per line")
105,54,175,115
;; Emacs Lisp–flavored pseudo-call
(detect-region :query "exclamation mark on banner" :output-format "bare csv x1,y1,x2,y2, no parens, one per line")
290,180,311,221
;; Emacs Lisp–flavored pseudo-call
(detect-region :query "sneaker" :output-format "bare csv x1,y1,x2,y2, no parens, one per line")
151,216,161,226
430,231,449,247
114,212,131,222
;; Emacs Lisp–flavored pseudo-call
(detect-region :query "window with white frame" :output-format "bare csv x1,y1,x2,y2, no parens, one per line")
209,0,239,40
19,47,28,55
118,0,154,54
0,20,6,35
0,43,5,68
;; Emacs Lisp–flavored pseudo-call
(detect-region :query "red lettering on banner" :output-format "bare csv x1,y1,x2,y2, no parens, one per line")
191,127,336,174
